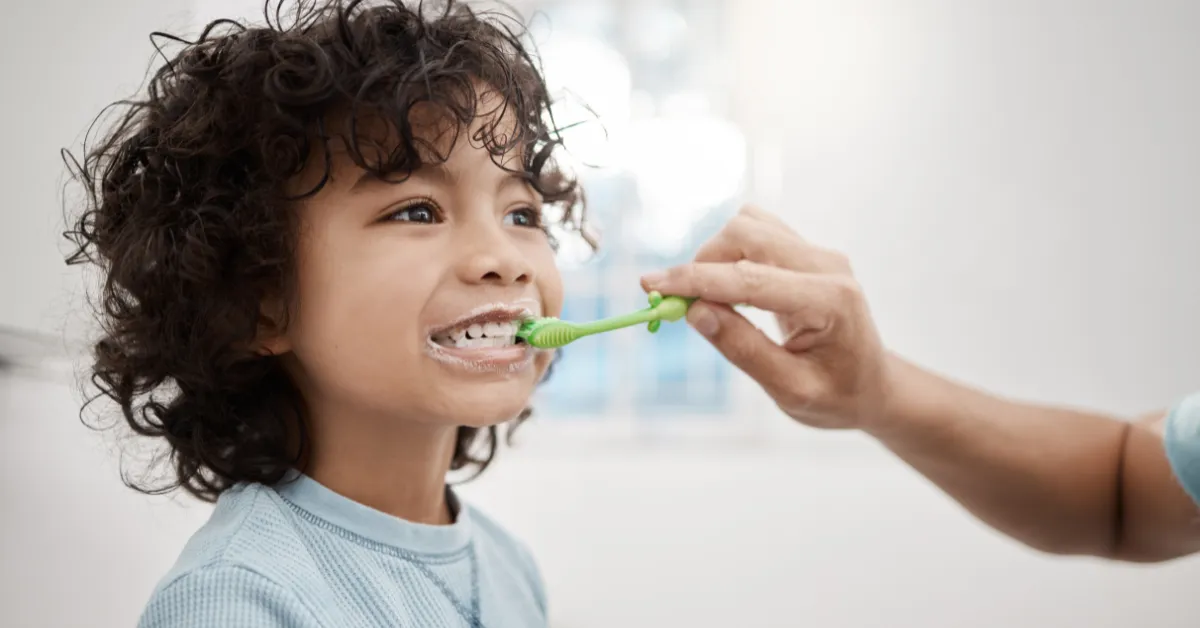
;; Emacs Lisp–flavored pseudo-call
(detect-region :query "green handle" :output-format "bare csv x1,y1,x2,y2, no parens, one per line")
515,291,701,349
568,292,696,339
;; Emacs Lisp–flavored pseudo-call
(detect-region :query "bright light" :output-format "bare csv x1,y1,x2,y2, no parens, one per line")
537,35,632,171
551,223,601,269
542,193,601,269
622,114,747,257
627,4,687,61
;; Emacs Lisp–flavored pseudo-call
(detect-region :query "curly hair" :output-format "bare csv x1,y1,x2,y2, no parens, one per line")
63,0,589,502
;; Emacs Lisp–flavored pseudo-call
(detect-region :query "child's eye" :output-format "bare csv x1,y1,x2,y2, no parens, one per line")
385,200,441,224
504,207,543,228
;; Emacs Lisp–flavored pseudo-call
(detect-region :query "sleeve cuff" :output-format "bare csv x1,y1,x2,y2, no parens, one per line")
1163,391,1200,508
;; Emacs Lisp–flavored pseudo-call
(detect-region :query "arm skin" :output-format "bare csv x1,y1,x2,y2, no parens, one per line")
868,354,1200,562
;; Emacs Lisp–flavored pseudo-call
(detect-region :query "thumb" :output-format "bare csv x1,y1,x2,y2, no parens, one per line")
687,301,794,392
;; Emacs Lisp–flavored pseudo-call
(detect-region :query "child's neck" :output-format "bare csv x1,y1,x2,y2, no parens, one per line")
304,415,458,526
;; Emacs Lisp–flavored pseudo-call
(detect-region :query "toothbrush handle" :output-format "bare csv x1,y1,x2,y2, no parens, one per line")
573,308,660,336
573,294,697,337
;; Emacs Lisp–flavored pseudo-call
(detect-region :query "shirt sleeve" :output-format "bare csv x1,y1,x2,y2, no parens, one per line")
1163,391,1200,507
507,537,548,617
138,563,322,628
524,544,549,616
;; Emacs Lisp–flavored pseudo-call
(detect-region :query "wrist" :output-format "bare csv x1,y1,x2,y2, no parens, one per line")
860,352,946,446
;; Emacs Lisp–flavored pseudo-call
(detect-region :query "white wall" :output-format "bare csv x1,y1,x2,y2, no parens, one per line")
465,451,1200,628
0,0,193,336
731,0,1200,413
5,1,1200,627
1,377,212,628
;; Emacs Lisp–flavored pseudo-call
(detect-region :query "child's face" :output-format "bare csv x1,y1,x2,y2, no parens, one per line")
270,101,564,430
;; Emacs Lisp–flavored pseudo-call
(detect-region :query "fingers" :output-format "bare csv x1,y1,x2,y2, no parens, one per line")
733,204,794,231
692,209,797,264
686,301,815,396
643,260,859,319
692,207,850,274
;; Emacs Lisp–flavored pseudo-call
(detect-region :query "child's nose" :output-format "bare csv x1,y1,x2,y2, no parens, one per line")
458,242,533,286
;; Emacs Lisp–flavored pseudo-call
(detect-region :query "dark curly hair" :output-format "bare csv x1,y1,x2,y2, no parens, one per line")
63,0,590,502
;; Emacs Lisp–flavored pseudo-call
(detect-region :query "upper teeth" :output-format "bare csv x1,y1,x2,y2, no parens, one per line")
433,320,520,348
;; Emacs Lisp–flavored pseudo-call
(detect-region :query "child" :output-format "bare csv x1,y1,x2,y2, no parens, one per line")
65,1,586,626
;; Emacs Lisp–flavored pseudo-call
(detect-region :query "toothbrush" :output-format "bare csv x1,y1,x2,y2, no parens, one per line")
516,291,696,349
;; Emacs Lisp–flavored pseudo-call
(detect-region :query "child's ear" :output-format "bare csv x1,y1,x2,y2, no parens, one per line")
253,299,292,356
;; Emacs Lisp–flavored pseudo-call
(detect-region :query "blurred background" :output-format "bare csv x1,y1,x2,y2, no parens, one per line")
4,0,1200,626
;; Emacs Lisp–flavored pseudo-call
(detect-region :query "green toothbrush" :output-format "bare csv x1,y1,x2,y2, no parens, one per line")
516,291,696,349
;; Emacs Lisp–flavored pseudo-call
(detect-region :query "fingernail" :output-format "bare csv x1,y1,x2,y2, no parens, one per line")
689,304,719,337
641,271,666,287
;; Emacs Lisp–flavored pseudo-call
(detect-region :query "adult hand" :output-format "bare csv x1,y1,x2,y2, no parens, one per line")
640,205,893,431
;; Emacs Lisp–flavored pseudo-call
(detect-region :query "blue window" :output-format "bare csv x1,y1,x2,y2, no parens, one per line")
536,287,611,418
538,194,740,420
513,0,744,423
632,307,732,417
631,204,736,418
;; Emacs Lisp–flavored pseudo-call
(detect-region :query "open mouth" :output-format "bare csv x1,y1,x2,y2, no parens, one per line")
431,321,525,349
428,308,531,350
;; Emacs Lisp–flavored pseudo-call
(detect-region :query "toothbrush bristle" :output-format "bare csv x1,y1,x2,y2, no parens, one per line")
541,326,577,347
521,320,579,348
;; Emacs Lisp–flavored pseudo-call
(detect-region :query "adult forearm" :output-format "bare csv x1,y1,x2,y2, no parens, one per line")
866,354,1129,557
640,205,1200,560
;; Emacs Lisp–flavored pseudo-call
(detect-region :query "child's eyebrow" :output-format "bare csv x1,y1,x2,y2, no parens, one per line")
349,163,532,195
496,171,534,195
349,169,409,193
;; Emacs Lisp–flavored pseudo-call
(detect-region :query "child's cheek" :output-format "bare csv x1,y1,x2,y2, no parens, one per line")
540,265,565,319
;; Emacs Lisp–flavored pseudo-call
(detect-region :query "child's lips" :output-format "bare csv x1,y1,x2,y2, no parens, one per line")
423,299,542,372
424,338,535,371
426,300,540,338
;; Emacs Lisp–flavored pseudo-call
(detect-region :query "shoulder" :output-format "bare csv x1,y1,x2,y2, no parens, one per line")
139,483,323,627
467,503,543,575
138,561,321,628
464,502,547,612
157,483,309,579
1163,391,1200,506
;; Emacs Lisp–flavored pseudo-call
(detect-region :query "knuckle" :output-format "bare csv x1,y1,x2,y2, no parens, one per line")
725,214,755,242
826,249,852,272
673,264,698,289
734,259,764,294
697,222,746,263
694,239,722,262
734,220,769,258
740,204,777,226
809,245,851,273
828,275,860,300
774,382,816,414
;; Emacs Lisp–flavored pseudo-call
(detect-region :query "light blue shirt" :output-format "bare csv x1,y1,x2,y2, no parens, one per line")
138,472,546,628
1165,390,1200,507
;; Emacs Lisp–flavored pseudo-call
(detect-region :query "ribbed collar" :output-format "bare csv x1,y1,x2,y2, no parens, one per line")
271,470,472,556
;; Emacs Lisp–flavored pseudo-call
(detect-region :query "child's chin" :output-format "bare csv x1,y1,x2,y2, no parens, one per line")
437,385,535,428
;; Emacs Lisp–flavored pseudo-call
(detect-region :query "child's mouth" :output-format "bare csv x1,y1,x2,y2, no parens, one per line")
424,303,538,372
430,320,524,349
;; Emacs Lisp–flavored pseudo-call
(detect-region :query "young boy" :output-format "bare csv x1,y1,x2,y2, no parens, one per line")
65,1,585,626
